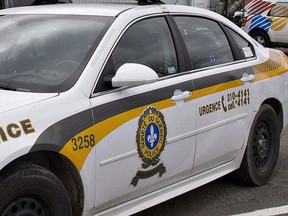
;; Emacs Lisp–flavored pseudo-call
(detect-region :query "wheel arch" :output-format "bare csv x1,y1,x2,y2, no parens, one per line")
249,28,271,46
249,28,269,37
261,98,283,131
1,150,84,216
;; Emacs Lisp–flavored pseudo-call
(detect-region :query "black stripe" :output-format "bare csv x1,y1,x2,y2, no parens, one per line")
193,67,254,90
92,80,193,124
31,109,93,152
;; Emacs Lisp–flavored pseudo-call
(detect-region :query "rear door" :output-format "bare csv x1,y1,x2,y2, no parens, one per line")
172,15,256,175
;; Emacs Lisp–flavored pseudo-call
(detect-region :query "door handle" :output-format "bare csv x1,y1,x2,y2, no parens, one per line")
241,73,255,83
171,89,192,105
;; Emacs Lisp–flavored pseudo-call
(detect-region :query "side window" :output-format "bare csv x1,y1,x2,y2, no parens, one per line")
95,17,178,92
11,0,35,7
226,27,255,59
270,3,288,18
111,17,177,76
173,16,233,70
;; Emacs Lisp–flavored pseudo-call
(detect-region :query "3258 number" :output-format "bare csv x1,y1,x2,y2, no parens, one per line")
72,134,95,151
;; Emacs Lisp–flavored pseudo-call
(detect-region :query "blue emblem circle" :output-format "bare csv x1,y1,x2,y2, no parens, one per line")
145,123,160,150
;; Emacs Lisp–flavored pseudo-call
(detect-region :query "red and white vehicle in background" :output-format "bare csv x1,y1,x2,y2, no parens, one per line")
234,0,288,47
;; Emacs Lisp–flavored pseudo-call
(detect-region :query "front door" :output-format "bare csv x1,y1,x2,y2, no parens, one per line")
91,16,197,209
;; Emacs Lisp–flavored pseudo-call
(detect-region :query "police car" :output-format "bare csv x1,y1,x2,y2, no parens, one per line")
0,1,288,216
235,0,288,47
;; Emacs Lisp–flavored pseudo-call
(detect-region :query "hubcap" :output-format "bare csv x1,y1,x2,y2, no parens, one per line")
2,196,49,216
258,134,267,158
255,35,265,46
252,121,272,172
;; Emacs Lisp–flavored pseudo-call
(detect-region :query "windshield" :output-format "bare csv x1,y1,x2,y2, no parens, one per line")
0,14,113,92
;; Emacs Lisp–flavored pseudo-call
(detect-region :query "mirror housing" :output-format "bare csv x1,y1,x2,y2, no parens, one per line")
111,63,159,87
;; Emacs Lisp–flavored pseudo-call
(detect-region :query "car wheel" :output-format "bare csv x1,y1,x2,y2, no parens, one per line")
236,104,280,186
0,162,72,216
250,31,271,47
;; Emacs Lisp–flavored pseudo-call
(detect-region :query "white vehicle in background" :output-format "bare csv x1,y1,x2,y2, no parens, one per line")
0,1,287,216
234,0,288,47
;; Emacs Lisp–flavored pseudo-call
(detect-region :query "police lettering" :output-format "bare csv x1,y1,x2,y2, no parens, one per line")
199,101,221,116
0,119,35,143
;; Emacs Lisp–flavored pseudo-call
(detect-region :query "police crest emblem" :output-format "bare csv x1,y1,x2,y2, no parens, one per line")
131,106,167,186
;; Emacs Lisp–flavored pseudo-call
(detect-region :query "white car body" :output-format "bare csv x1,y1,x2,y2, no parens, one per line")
0,3,287,216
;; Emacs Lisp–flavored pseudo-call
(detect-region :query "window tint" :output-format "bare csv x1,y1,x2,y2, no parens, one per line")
107,17,177,77
12,0,35,6
9,0,71,7
174,16,233,70
270,3,288,18
226,27,255,59
0,0,3,9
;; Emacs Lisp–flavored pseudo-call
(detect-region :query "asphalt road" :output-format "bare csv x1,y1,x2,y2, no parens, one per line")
133,50,288,216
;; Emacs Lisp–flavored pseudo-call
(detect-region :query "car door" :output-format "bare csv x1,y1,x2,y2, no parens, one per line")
172,16,256,175
90,16,197,209
269,2,288,44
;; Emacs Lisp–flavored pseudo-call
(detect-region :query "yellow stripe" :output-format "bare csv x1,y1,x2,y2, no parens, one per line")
271,17,287,31
60,126,96,171
189,79,243,101
60,99,175,171
271,6,288,16
61,50,288,172
94,99,174,144
253,50,288,80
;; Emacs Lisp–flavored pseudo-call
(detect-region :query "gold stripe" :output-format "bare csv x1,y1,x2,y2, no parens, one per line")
188,79,243,101
271,6,288,16
60,99,175,171
60,126,96,171
271,17,287,31
253,50,288,80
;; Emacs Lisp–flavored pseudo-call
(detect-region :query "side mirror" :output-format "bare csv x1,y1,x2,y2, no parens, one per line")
111,63,159,87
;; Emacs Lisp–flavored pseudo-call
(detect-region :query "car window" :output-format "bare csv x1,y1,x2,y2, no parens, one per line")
95,16,178,92
10,0,35,7
226,27,255,59
0,15,113,93
173,16,234,70
270,2,288,18
111,17,178,77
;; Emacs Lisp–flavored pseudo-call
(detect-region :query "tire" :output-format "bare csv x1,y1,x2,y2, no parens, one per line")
250,31,271,47
236,104,280,186
0,162,72,216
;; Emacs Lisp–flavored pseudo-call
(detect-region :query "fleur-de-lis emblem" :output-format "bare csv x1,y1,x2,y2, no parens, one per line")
147,125,157,148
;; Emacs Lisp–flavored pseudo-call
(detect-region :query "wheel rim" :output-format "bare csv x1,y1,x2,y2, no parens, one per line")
254,35,266,46
2,196,49,216
252,121,273,172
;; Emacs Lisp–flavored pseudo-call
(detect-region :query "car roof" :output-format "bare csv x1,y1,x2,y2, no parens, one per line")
0,3,237,33
0,3,137,17
0,3,229,21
